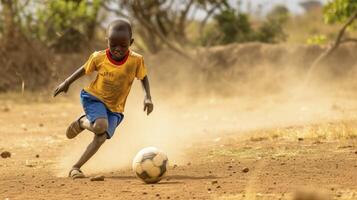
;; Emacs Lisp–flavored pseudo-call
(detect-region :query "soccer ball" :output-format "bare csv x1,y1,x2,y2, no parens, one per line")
132,147,168,184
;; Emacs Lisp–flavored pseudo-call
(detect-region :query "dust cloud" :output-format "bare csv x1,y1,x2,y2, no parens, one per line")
55,43,357,176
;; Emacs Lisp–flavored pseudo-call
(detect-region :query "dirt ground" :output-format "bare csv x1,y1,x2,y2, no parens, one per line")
0,93,356,200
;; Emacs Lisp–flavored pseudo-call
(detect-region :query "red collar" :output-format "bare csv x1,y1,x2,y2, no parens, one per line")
106,49,129,65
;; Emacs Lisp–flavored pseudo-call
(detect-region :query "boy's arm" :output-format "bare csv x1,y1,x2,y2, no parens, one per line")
141,76,154,115
53,66,85,97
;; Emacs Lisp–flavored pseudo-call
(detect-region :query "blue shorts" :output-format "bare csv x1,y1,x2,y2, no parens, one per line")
80,90,124,139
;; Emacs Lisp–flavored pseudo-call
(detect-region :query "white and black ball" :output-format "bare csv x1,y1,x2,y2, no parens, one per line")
132,147,168,184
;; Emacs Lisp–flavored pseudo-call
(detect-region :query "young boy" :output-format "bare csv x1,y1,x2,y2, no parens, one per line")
53,19,153,179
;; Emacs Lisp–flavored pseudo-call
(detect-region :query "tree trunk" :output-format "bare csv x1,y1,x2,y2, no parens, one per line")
304,9,357,85
1,0,17,44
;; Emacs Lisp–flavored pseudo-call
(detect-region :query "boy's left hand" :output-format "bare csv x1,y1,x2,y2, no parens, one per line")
143,98,154,115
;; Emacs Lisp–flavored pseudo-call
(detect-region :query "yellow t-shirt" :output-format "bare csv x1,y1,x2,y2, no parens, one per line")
83,49,147,113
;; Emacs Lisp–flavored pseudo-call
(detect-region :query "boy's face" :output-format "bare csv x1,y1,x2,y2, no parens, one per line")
107,30,134,60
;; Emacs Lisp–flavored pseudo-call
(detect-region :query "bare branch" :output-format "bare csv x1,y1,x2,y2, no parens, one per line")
340,37,357,44
131,0,193,61
102,2,130,18
178,0,194,28
199,4,221,36
304,9,357,87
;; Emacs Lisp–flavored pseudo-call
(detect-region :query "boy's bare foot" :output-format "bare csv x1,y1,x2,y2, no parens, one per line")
66,115,85,139
69,168,85,179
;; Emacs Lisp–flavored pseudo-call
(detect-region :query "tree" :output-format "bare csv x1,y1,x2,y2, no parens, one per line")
0,0,20,47
320,0,357,47
201,5,288,46
104,0,228,54
256,5,289,43
35,0,102,52
204,8,254,45
324,0,357,26
305,0,357,85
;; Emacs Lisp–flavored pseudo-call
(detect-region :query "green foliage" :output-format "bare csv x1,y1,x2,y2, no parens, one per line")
255,5,288,43
256,18,287,43
323,0,357,24
267,5,289,24
35,0,101,50
306,34,328,45
214,9,253,44
202,6,288,46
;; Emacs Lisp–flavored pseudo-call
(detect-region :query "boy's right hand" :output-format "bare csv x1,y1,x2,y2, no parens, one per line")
53,81,70,97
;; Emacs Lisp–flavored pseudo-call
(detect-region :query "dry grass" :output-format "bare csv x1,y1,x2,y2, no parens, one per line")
250,121,357,141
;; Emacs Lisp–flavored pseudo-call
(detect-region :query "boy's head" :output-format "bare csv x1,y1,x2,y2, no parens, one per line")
106,19,134,60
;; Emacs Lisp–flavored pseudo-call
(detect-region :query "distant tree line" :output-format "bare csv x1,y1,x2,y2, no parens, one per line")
0,0,354,54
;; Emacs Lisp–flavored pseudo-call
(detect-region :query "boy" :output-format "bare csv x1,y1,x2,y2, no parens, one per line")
53,19,153,179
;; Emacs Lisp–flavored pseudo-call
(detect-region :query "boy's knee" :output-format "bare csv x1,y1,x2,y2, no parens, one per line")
92,119,108,134
94,134,107,144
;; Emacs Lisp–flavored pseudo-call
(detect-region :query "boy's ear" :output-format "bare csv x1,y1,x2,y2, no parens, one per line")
130,38,134,46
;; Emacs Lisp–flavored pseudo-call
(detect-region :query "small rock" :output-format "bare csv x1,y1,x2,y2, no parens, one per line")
211,180,218,184
61,184,65,186
2,106,10,112
216,185,221,189
35,154,40,158
39,123,44,127
355,151,357,154
25,160,34,167
90,175,105,181
1,151,11,158
187,162,191,166
313,140,323,145
207,188,211,191
242,167,249,173
228,165,233,169
280,163,286,165
208,171,212,174
156,194,160,197
298,138,304,141
142,192,147,195
173,164,177,169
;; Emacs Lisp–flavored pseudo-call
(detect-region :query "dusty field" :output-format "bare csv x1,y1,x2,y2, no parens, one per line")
0,92,356,200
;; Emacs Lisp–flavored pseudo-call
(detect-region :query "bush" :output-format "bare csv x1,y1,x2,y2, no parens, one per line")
202,6,288,46
256,18,287,43
35,0,101,52
201,9,254,46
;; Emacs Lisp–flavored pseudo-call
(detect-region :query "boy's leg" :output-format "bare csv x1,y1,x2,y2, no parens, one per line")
71,118,108,175
79,117,108,134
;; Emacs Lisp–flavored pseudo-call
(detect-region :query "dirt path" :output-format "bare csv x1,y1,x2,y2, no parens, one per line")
0,101,356,200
